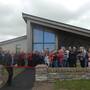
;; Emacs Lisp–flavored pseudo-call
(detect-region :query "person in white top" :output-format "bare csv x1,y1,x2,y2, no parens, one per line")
44,53,50,66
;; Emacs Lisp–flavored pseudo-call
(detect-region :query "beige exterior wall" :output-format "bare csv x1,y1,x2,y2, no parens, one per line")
0,38,27,53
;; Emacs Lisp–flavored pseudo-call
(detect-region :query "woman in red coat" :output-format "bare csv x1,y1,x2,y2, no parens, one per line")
49,50,54,67
58,49,64,67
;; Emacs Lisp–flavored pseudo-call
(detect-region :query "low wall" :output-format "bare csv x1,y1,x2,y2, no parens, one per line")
35,65,90,81
48,68,90,81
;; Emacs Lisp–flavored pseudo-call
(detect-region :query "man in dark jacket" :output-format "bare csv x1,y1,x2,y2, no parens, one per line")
4,51,17,86
0,47,5,84
68,47,77,67
0,47,4,65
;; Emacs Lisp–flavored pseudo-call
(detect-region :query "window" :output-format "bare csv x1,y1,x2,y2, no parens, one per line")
44,44,56,51
44,31,56,43
33,29,43,43
33,44,43,51
33,25,56,51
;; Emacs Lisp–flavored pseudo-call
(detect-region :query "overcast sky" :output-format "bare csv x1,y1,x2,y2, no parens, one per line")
0,0,90,41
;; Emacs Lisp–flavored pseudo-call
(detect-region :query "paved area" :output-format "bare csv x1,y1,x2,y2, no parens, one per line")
1,68,35,90
32,81,54,90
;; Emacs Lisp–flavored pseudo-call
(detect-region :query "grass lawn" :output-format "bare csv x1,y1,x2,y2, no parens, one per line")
13,68,25,78
54,79,90,90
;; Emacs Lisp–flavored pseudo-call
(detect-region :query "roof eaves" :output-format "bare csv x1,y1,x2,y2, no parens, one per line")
0,35,27,46
22,13,90,37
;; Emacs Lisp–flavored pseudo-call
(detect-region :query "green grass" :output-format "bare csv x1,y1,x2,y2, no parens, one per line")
13,68,25,78
54,79,90,90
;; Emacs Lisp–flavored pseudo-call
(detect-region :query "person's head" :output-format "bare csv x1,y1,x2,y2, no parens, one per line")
79,46,84,52
34,50,39,55
4,50,8,54
11,52,15,56
68,46,72,51
88,48,90,52
61,46,65,51
53,52,57,56
58,48,64,54
73,46,77,51
44,48,49,55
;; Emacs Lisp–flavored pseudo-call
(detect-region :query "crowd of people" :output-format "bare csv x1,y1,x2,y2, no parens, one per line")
0,46,90,68
26,46,90,68
0,46,90,86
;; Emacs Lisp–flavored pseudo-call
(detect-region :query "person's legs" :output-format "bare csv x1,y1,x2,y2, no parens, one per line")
63,59,67,67
69,60,72,67
74,60,77,67
80,60,84,67
55,60,58,67
66,59,69,67
0,65,3,83
82,59,85,67
53,61,57,67
21,59,25,66
6,67,13,86
85,58,88,67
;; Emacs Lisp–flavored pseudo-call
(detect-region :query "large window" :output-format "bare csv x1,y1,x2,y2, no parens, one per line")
33,44,43,51
33,25,56,51
44,31,56,43
44,44,56,51
33,29,43,43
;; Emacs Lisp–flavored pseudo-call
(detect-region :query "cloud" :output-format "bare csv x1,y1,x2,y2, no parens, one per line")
0,34,18,42
0,0,90,41
24,0,90,25
68,11,90,29
0,2,26,37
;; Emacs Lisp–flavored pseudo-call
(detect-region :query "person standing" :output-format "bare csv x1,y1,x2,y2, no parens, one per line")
4,51,17,86
68,47,73,67
0,47,4,84
44,52,50,66
27,52,33,66
72,47,78,67
63,48,69,67
18,51,25,66
52,52,59,67
77,47,86,67
49,50,54,67
32,51,45,66
87,48,90,67
83,48,88,67
57,48,64,67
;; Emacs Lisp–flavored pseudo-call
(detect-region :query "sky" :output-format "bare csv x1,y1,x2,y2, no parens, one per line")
0,0,90,41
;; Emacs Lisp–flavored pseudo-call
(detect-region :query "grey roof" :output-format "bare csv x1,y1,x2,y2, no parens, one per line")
22,13,90,37
0,35,27,46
